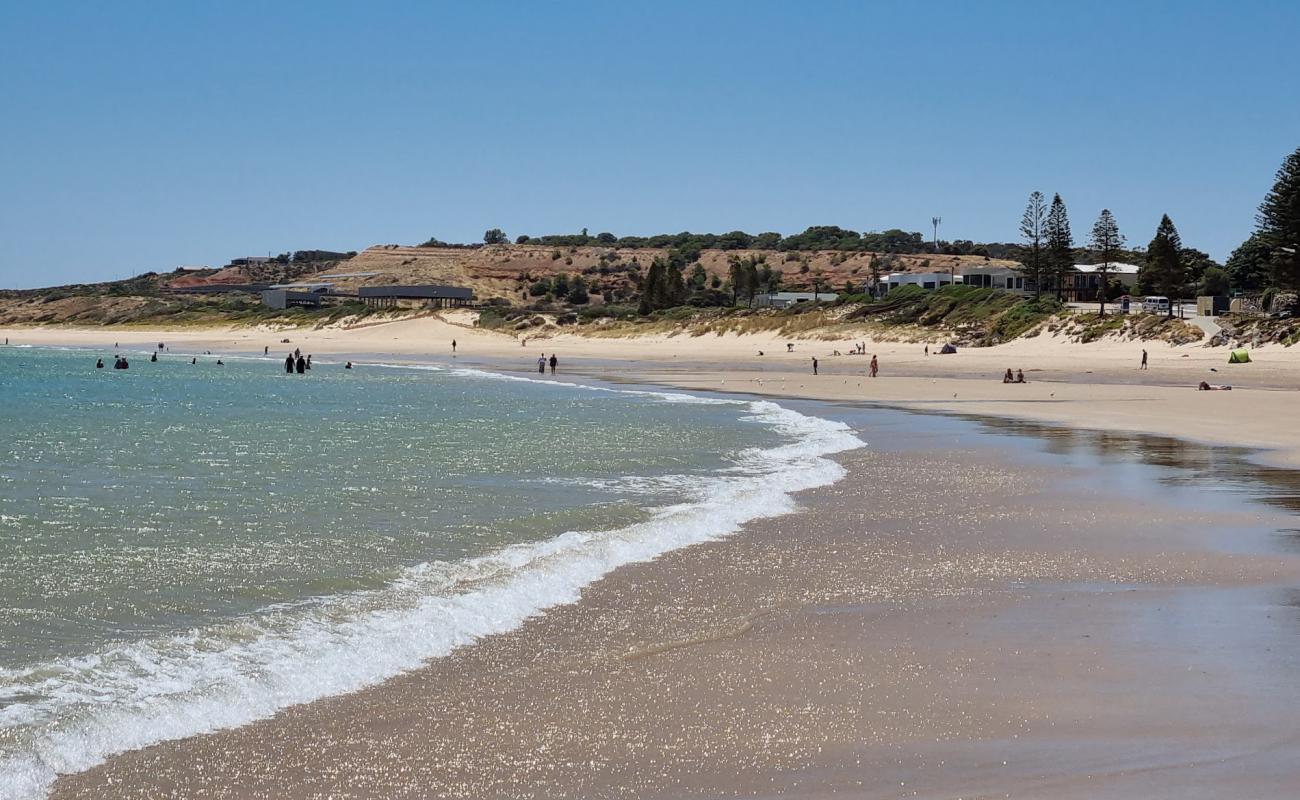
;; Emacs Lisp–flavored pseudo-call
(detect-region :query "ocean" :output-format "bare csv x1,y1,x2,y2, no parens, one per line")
0,346,862,798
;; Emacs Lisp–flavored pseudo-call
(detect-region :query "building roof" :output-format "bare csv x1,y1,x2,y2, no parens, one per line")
1074,262,1141,275
758,291,839,299
357,284,474,300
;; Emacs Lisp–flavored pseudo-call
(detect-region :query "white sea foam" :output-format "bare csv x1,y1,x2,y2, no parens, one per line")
0,373,862,800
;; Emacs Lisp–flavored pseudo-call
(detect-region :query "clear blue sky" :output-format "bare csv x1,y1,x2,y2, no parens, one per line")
2,1,1298,288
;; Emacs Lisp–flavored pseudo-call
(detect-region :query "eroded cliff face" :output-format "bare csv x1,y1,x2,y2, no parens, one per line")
301,243,1016,303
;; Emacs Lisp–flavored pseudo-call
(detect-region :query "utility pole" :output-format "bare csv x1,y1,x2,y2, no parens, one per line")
933,216,949,286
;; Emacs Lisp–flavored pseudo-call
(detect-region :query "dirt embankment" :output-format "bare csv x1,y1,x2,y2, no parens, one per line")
312,244,1017,303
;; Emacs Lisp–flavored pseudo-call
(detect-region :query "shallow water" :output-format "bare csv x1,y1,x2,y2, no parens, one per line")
0,347,863,798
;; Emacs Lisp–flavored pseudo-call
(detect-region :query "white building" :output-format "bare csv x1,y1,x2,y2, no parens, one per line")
958,265,1028,294
883,272,958,292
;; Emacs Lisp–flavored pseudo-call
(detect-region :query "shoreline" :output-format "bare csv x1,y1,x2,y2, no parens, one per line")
8,326,1300,796
5,318,1299,467
48,400,1300,798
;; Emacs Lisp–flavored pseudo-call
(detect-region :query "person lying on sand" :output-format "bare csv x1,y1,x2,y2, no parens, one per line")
1198,381,1232,391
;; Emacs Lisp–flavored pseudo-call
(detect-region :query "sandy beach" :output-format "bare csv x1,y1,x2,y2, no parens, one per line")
47,406,1300,798
6,314,1300,463
6,319,1300,797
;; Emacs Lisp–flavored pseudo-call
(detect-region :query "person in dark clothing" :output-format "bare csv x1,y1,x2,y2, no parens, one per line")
549,354,558,374
812,357,818,375
305,355,312,370
537,355,546,374
285,354,295,374
296,355,307,374
150,352,157,362
96,358,104,369
345,361,353,369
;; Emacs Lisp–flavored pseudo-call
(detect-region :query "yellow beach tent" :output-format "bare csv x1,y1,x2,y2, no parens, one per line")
1228,348,1251,364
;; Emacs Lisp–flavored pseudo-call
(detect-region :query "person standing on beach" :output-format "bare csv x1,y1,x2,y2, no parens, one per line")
264,345,269,355
1141,349,1148,370
549,354,558,374
812,357,818,375
452,339,457,354
537,355,546,374
870,355,879,378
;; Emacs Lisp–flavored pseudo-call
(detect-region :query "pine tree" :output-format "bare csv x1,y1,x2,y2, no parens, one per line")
1018,191,1047,297
1142,214,1185,316
1224,233,1274,292
1088,209,1124,316
639,259,666,315
1045,194,1074,301
1256,146,1300,289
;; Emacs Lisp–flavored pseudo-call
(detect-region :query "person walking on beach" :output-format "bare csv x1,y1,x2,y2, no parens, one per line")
870,355,879,378
1140,349,1148,370
549,354,558,374
812,357,818,375
264,345,269,355
452,339,457,354
537,355,546,374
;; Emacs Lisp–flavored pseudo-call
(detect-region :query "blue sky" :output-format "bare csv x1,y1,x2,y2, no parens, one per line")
2,0,1298,288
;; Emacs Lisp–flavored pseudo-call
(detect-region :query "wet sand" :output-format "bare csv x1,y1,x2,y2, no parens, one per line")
50,407,1300,799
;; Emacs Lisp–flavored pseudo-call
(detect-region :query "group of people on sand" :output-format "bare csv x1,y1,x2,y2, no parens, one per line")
536,353,558,374
1002,368,1027,384
811,354,877,376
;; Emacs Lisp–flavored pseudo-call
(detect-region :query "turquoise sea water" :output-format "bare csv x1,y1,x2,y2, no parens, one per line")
0,346,861,798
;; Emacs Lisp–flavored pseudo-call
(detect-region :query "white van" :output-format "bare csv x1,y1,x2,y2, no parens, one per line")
1143,296,1171,314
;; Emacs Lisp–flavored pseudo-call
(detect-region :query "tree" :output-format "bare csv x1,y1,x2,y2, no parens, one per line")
1088,209,1124,316
638,257,686,314
1017,192,1047,297
688,263,708,290
515,235,531,244
1201,267,1230,296
1256,146,1300,289
1141,214,1186,316
1045,194,1074,301
596,231,617,244
552,273,570,296
1224,233,1273,292
483,228,508,245
567,276,589,305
